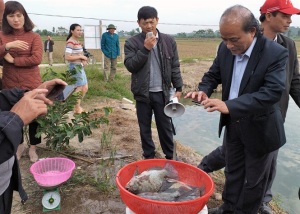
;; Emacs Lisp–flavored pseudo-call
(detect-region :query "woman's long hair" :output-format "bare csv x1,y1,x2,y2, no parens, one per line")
2,1,34,34
66,23,81,41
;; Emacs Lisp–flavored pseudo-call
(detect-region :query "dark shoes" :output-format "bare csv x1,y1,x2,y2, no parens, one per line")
258,203,273,214
209,203,273,214
208,207,220,214
208,207,233,214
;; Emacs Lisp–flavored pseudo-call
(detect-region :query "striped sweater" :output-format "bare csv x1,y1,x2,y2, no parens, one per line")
65,38,83,64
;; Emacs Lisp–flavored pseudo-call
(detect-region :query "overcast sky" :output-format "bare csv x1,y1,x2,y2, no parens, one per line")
14,0,300,34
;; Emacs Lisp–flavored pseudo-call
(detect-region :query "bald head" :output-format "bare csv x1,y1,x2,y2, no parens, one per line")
219,5,261,55
220,5,260,36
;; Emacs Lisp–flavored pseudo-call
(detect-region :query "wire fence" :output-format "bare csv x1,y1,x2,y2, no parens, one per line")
29,12,220,35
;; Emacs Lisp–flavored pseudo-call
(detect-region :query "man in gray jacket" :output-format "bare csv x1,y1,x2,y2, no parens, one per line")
124,6,183,160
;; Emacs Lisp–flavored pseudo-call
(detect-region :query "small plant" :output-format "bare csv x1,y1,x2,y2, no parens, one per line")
36,66,112,150
100,129,114,151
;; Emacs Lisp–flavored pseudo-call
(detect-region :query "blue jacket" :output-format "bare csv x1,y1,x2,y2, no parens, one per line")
101,32,120,59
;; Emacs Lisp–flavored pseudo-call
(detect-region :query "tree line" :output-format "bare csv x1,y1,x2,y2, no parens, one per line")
35,26,300,39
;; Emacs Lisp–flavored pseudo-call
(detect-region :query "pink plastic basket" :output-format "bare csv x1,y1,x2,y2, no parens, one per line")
30,157,75,188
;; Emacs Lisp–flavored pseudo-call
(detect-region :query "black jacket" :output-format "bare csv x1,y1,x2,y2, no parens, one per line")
44,39,54,52
124,29,183,104
0,88,28,203
199,35,288,156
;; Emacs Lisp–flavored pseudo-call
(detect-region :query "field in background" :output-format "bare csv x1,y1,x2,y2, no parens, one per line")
41,37,222,64
42,36,300,65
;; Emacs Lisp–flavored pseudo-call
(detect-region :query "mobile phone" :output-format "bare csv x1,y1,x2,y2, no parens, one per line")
147,32,153,38
46,85,76,102
192,100,202,106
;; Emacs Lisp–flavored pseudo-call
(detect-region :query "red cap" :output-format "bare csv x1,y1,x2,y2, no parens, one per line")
260,0,300,15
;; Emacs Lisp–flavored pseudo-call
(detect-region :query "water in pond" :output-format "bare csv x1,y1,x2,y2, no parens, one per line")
173,95,300,214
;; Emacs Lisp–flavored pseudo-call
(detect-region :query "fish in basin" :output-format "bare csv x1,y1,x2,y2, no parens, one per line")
137,191,181,201
125,162,178,194
137,178,205,202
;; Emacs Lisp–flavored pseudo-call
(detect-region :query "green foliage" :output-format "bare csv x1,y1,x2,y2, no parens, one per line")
36,66,112,150
41,66,78,85
100,129,113,152
70,159,117,193
83,64,133,101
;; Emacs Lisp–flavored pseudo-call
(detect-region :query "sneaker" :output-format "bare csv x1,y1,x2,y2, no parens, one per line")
16,144,25,160
29,147,38,163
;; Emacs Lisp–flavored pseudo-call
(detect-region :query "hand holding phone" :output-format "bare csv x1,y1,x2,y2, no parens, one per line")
46,84,76,102
46,84,65,100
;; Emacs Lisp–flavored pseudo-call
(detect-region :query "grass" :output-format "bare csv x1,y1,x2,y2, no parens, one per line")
67,128,118,193
40,64,133,102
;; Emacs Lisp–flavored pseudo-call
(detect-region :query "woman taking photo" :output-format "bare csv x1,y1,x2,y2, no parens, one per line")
64,23,89,114
0,1,43,163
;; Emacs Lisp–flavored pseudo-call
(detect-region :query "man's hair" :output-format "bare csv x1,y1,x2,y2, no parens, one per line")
259,11,279,22
2,1,35,34
137,6,158,21
220,5,262,37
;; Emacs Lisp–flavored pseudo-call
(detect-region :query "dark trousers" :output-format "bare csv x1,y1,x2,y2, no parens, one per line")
0,181,13,214
221,124,275,213
199,133,277,204
21,121,41,145
136,92,174,159
262,149,278,203
198,132,226,173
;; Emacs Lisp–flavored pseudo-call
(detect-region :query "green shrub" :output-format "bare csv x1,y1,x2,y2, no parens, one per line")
36,66,112,150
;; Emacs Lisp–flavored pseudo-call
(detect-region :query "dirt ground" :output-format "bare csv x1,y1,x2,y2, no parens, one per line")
11,61,286,214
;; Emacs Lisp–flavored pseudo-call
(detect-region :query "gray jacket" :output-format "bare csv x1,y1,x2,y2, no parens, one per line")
124,30,183,104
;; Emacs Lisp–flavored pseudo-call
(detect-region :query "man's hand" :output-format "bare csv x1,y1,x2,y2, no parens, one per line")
36,79,68,104
184,91,208,103
174,91,182,100
10,89,49,125
202,98,229,114
144,34,156,50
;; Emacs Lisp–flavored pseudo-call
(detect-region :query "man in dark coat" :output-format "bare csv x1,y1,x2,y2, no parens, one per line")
44,35,54,66
196,0,300,213
185,5,288,213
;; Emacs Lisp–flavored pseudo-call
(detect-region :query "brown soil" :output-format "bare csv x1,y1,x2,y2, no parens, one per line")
12,61,286,214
